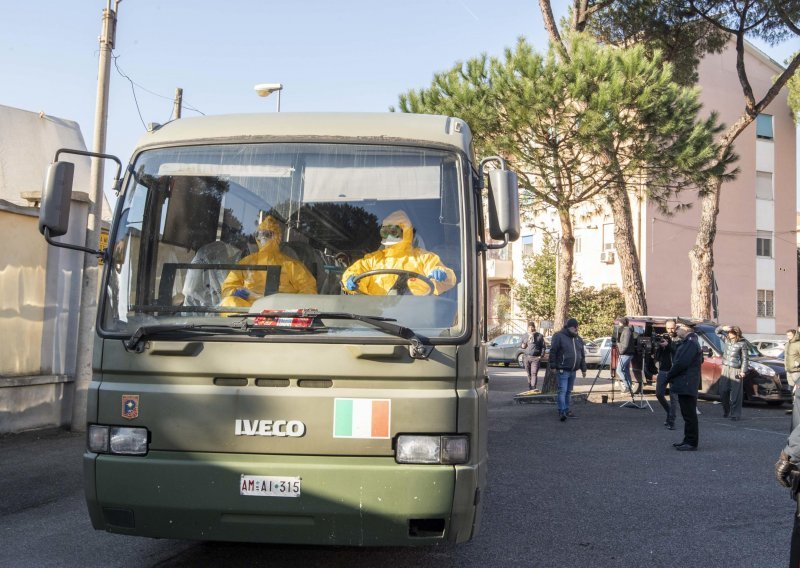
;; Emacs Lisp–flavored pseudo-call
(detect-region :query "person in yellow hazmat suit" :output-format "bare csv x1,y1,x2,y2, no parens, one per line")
341,210,456,296
219,216,317,307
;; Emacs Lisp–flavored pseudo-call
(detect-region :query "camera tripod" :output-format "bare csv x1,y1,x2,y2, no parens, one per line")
619,351,654,412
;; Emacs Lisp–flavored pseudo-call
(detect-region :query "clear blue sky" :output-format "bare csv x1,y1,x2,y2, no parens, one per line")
1,0,797,204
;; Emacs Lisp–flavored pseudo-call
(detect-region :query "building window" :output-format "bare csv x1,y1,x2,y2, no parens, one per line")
757,289,774,317
602,223,615,251
756,114,773,140
574,236,582,254
756,231,773,258
521,235,534,257
756,171,773,200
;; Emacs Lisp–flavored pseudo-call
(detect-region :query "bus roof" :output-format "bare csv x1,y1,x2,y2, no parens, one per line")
134,112,473,155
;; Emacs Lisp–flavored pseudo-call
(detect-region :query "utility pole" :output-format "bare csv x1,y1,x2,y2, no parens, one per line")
173,87,183,119
71,0,120,431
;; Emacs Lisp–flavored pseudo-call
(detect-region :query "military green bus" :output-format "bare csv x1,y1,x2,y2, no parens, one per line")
39,113,519,545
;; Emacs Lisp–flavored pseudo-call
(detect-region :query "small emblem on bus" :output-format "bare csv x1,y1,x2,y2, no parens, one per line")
122,395,139,420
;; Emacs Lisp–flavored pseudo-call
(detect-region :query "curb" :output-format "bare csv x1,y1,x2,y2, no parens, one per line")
513,392,589,405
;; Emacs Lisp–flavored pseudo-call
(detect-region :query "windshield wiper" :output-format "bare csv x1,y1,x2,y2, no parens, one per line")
243,310,434,359
123,320,313,353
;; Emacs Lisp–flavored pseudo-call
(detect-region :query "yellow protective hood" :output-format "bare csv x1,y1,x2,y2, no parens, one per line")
257,215,282,253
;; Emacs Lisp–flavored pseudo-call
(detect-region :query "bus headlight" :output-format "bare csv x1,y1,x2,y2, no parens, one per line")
395,435,469,464
88,425,149,455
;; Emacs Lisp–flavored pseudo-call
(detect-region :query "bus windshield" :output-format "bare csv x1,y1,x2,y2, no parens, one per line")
102,142,466,340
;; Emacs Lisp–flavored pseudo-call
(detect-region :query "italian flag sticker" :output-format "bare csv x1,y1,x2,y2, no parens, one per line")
334,398,391,439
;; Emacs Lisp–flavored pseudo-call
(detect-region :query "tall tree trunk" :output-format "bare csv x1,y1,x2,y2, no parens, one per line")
608,187,647,315
689,176,722,319
542,210,575,394
554,209,575,330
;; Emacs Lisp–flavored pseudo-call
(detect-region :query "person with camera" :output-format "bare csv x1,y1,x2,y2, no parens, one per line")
785,329,800,424
548,318,587,421
615,317,636,394
715,325,749,421
522,322,546,391
774,416,800,565
667,324,703,451
655,319,680,430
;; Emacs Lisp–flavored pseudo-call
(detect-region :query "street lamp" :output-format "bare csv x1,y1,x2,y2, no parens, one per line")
254,82,283,112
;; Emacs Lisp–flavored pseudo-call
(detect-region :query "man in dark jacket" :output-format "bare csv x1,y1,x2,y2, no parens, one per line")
616,317,636,394
655,319,680,430
666,324,703,451
549,318,587,422
523,323,546,390
773,405,800,564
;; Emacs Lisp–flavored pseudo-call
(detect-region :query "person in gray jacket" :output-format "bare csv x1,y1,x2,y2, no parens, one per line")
715,325,749,421
548,318,587,422
615,317,636,393
522,322,546,391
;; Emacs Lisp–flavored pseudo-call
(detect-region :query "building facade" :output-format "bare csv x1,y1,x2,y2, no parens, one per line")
499,41,797,336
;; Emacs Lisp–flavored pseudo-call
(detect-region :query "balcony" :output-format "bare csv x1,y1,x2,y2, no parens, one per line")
487,259,513,280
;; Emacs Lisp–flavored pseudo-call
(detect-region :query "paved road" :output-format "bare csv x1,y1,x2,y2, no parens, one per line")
0,366,793,567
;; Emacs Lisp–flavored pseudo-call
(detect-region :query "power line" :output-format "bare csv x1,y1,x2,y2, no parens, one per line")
111,54,206,130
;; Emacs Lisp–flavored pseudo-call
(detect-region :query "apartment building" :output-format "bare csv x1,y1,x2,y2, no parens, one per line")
498,40,797,335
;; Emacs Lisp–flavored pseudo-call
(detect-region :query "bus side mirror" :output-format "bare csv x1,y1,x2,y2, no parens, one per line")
39,161,75,238
487,169,520,242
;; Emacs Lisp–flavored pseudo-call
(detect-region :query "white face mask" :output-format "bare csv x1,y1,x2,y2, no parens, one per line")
381,235,402,246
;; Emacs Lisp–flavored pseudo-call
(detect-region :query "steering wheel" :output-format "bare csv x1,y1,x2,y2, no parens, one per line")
348,269,436,296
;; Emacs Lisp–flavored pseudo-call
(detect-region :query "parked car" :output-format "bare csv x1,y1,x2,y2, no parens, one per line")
487,333,552,368
583,340,601,368
751,338,787,358
620,317,791,405
592,337,613,367
487,333,527,367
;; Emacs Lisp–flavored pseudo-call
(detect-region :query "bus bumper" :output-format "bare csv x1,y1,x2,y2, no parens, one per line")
84,451,481,546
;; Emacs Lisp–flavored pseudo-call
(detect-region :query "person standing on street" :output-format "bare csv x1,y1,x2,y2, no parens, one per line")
715,325,749,421
616,317,636,394
667,324,703,451
773,410,800,566
522,323,546,391
784,329,800,428
548,318,587,422
655,319,680,430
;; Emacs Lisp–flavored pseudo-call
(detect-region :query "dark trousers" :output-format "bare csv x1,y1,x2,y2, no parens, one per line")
655,371,677,425
677,394,699,447
524,356,542,389
791,504,800,568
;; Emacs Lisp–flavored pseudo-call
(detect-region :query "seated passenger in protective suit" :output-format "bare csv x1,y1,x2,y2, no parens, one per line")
219,216,317,308
341,210,456,296
182,241,243,307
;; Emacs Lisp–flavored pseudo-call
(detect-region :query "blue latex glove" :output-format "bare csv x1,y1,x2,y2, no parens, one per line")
232,288,251,300
345,276,358,291
428,268,447,282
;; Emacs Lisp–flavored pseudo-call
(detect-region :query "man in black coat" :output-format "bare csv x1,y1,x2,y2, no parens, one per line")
549,318,587,422
666,324,703,451
655,319,680,430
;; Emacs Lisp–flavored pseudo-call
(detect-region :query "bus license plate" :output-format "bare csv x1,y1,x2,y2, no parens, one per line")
240,475,301,497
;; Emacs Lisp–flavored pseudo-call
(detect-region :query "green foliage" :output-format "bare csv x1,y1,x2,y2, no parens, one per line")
513,234,624,338
584,0,729,86
789,53,800,125
569,285,627,340
513,235,557,323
